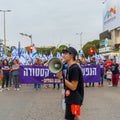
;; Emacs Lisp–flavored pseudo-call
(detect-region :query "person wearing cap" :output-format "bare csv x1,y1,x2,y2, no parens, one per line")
62,47,84,120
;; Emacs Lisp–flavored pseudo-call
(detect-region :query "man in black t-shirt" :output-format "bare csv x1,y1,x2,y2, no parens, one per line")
62,47,84,120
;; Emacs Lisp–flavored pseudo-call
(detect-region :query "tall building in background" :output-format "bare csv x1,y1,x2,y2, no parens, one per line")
99,0,120,59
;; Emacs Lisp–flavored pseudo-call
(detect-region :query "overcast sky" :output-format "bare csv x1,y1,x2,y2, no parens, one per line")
0,0,104,50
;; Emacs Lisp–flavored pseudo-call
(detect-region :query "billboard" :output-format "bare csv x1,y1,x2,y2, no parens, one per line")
103,0,120,31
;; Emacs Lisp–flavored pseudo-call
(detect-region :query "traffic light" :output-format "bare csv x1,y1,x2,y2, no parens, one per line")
30,46,33,52
89,47,95,55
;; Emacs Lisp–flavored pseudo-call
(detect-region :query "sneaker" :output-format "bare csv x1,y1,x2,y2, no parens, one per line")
1,88,4,91
14,88,17,91
17,88,20,91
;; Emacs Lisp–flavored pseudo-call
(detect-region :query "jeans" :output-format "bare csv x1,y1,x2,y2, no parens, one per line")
13,75,19,88
2,73,9,88
34,84,41,89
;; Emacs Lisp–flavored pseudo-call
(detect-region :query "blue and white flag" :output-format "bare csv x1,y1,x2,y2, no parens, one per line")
18,41,21,58
11,48,18,61
19,55,27,65
79,49,84,57
48,51,53,60
42,54,48,61
56,52,61,59
31,45,38,58
87,56,90,63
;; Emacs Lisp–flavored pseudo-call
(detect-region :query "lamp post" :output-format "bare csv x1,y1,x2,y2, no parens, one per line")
20,33,33,45
102,0,107,4
76,32,83,49
0,10,11,54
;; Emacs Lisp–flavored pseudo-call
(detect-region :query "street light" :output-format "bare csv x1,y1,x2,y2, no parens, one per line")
0,10,11,54
20,33,33,45
76,32,83,49
102,0,107,4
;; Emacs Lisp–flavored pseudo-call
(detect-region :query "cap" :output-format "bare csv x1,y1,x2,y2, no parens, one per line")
62,47,78,57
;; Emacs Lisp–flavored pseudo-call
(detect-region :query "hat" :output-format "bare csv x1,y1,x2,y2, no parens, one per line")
62,47,78,57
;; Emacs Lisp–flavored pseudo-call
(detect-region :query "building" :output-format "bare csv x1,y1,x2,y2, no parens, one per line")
99,0,120,59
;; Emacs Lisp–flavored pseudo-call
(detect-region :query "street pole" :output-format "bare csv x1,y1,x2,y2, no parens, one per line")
3,11,6,54
76,32,83,49
29,35,32,45
0,10,11,54
20,33,33,45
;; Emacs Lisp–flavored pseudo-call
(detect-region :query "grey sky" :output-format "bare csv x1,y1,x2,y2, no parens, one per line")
0,0,104,50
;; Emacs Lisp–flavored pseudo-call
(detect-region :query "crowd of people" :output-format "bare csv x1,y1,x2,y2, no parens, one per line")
0,47,120,120
0,57,63,91
0,54,120,92
78,56,120,88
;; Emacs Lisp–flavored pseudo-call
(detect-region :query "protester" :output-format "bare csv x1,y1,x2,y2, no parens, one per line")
110,60,119,87
88,57,96,87
62,47,84,120
78,58,88,87
1,59,10,91
53,71,61,90
11,59,20,90
9,57,14,87
106,68,112,86
98,59,105,87
104,59,113,80
34,58,42,90
0,65,3,91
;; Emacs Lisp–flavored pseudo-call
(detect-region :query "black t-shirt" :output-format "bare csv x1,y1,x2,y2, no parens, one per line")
65,63,84,105
110,63,119,74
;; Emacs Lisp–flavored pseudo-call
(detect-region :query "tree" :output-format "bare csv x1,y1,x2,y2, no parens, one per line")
82,39,100,57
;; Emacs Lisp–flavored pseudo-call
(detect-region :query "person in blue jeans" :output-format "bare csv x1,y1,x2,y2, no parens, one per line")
33,58,43,90
11,59,20,91
98,59,105,87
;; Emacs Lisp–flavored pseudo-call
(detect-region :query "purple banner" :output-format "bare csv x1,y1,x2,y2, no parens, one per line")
81,64,100,83
20,65,58,84
20,65,100,84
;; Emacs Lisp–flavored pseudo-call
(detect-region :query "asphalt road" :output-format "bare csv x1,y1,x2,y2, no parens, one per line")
0,81,120,120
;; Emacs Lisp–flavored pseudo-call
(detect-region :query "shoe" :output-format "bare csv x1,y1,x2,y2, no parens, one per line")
17,88,20,91
14,88,17,90
101,84,104,87
1,88,4,91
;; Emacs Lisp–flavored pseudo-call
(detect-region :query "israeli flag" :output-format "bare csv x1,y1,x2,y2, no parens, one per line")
42,54,48,61
31,46,38,58
87,56,90,63
11,48,18,61
79,49,84,57
48,51,53,60
56,52,61,59
19,54,27,65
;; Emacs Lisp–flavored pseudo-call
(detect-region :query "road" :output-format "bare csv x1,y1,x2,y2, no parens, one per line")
0,82,120,120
